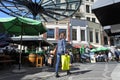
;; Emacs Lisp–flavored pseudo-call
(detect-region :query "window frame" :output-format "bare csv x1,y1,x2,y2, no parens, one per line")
95,31,99,43
89,30,93,42
81,29,86,41
86,5,90,13
72,29,77,40
47,28,55,38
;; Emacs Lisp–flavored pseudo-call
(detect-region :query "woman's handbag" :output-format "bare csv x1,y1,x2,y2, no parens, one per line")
61,54,70,70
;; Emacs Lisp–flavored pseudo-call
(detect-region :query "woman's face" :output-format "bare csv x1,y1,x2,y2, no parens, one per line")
60,33,65,39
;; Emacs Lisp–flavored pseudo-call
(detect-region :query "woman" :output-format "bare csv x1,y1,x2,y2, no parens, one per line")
55,32,71,77
69,49,74,64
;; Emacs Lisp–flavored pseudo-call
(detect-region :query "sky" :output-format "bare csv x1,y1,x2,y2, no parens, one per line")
0,0,44,18
0,11,12,18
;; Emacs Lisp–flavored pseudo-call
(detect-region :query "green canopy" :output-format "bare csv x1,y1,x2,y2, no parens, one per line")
90,47,109,53
0,17,47,35
96,47,109,52
90,49,97,52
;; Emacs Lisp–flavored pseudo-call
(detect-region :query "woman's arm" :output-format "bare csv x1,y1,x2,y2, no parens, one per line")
62,39,66,53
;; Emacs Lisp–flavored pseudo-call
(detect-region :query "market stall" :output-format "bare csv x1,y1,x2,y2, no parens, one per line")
8,36,53,67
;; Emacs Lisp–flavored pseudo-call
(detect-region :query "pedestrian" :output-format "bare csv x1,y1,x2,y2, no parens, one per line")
55,32,71,78
108,50,112,61
69,49,74,64
80,45,85,63
44,53,48,66
114,48,120,62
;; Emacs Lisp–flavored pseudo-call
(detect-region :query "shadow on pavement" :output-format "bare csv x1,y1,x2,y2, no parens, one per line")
71,67,80,71
58,70,92,78
72,70,92,75
43,66,80,72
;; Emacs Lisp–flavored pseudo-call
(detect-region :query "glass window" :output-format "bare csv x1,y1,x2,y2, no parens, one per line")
89,31,93,42
72,29,77,40
95,32,99,43
59,29,66,36
87,17,90,21
92,18,96,22
47,29,55,38
110,37,114,46
75,15,80,19
104,36,108,45
81,30,85,41
86,5,90,13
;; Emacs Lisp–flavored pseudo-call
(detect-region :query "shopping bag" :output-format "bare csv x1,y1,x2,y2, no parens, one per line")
61,55,70,70
52,46,57,55
48,57,52,65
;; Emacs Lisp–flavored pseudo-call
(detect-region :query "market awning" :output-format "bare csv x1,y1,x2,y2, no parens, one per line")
92,0,120,26
8,36,53,47
73,43,94,49
73,44,81,48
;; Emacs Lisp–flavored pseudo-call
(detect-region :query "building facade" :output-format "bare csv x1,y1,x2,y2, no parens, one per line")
42,18,102,48
74,0,99,23
70,19,102,47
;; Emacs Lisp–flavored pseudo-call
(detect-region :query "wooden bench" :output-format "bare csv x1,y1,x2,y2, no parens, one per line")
0,60,15,68
0,55,15,68
0,60,15,63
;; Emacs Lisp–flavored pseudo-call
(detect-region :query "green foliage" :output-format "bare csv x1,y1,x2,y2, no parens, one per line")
72,48,79,54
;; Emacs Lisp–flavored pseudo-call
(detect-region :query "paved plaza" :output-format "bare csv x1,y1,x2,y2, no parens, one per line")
0,62,120,80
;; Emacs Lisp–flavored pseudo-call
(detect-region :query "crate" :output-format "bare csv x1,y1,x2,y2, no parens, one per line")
36,55,43,67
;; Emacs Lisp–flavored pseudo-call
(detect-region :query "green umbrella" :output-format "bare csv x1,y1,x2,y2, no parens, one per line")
0,17,47,70
96,47,109,52
0,17,47,35
90,49,97,52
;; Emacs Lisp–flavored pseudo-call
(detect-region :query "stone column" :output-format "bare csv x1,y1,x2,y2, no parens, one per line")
67,23,71,42
78,27,81,42
93,29,95,43
43,33,47,39
55,27,59,40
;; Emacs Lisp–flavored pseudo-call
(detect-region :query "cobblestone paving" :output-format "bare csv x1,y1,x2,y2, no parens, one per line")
0,62,118,80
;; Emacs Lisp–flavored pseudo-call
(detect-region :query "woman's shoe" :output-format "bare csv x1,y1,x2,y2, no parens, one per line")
56,74,60,78
67,70,71,75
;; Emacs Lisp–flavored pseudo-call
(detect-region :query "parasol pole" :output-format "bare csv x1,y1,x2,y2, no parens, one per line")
39,33,42,51
19,22,23,70
39,41,41,52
